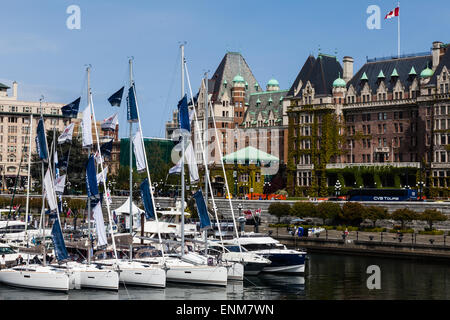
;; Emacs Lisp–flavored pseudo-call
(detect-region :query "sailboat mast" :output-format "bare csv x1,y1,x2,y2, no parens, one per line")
180,44,185,256
24,114,33,250
203,72,209,255
87,66,92,265
129,58,134,261
39,96,46,266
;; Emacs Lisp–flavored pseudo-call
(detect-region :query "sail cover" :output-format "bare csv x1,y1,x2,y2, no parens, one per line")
140,178,155,220
51,219,69,261
193,189,211,230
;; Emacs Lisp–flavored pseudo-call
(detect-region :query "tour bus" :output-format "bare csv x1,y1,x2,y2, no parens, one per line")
347,188,417,201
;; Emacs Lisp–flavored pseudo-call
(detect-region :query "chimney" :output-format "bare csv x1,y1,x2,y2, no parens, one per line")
343,56,354,83
12,81,18,98
432,41,443,70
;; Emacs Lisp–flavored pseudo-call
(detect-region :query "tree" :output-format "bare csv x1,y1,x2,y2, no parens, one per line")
290,202,317,218
363,206,388,228
316,202,341,225
419,209,447,230
391,208,418,230
340,202,365,226
268,203,292,224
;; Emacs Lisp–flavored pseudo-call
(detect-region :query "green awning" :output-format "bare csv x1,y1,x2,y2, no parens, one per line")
222,146,279,165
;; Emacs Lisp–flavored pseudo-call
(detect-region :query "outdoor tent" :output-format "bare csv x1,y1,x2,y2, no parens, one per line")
222,146,279,165
112,198,145,216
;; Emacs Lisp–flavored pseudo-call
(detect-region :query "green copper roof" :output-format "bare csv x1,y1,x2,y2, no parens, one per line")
391,68,399,77
256,98,261,104
279,96,283,100
409,66,417,75
264,120,269,124
377,70,385,78
267,78,279,86
333,73,346,87
268,96,273,103
276,118,282,122
233,75,245,83
420,66,434,78
254,83,259,87
361,72,368,81
251,120,257,125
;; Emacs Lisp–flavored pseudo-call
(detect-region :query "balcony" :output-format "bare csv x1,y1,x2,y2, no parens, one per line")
374,147,390,153
431,163,450,169
297,164,314,170
326,162,420,169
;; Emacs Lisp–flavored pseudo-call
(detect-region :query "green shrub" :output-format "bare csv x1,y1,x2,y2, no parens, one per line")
290,202,317,217
388,228,414,233
418,230,444,235
340,202,365,226
360,227,387,232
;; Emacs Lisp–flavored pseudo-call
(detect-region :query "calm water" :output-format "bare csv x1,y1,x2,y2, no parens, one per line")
1,253,449,300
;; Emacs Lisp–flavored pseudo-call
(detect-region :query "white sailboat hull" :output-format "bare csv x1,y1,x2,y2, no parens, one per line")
0,265,70,293
56,262,119,291
225,262,244,281
136,257,228,287
95,260,166,288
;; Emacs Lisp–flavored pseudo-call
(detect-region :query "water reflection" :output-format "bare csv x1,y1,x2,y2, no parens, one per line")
1,253,449,299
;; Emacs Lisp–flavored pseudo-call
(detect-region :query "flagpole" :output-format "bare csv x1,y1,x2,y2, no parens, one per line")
39,96,47,266
398,2,400,58
25,114,33,252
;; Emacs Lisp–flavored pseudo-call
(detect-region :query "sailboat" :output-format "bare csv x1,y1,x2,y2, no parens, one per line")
129,46,227,286
47,68,120,291
88,61,166,288
0,108,71,293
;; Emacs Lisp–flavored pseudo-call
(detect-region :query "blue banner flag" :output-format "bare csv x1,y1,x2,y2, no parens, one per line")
51,219,69,262
61,97,81,118
193,189,211,231
108,86,124,107
140,178,155,220
177,94,190,132
35,117,48,162
127,84,139,122
100,139,113,160
85,155,99,199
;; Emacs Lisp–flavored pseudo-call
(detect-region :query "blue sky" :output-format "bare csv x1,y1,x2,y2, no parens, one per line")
0,0,449,138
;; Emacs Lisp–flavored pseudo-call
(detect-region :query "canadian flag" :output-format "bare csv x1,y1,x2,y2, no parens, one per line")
385,7,399,19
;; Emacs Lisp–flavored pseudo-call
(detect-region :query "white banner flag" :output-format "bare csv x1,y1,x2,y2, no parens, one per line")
82,106,93,148
185,142,199,183
44,169,57,211
58,123,75,144
54,174,66,194
96,167,108,185
132,130,146,172
101,113,119,131
93,201,107,247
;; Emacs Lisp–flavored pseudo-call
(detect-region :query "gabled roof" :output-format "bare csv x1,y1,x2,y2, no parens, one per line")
287,54,343,98
209,52,260,103
244,90,288,124
347,55,432,94
287,55,316,97
430,47,450,85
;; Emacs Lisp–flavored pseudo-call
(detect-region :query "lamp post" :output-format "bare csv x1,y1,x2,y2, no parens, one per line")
416,181,425,201
335,180,341,197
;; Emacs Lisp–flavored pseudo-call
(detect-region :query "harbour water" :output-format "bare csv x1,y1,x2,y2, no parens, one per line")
1,252,449,300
